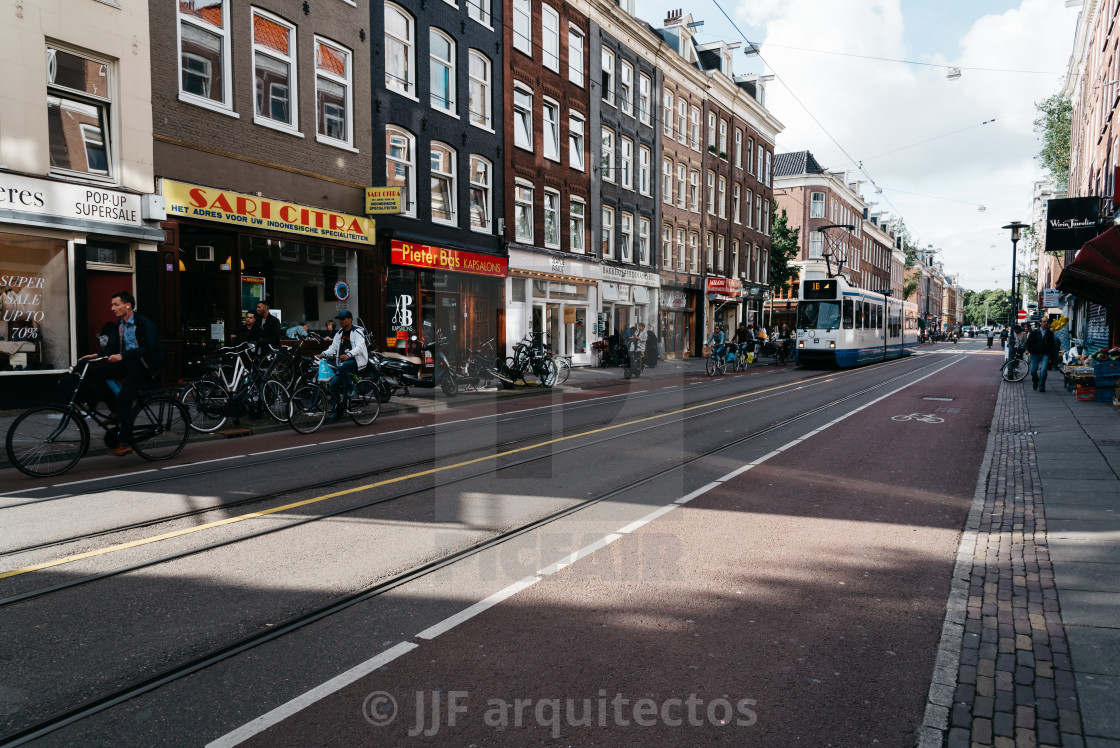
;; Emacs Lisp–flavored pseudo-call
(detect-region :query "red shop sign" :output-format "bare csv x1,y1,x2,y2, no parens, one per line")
705,277,743,295
391,240,508,278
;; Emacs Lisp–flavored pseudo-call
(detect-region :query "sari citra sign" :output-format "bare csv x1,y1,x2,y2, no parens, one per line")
162,179,375,245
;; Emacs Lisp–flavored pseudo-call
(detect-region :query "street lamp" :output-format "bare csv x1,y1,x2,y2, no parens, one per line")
1001,221,1028,331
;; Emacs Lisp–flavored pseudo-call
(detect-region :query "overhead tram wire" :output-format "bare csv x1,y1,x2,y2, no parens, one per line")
862,112,1027,161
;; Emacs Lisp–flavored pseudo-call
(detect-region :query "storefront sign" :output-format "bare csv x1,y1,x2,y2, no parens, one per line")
705,277,743,296
388,289,417,341
391,240,507,277
162,179,375,245
365,187,402,215
601,264,659,286
1045,197,1101,253
563,307,578,324
661,289,689,309
333,280,350,301
1042,288,1061,307
0,172,144,227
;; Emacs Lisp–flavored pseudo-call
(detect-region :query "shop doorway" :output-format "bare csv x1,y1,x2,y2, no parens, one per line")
84,270,130,354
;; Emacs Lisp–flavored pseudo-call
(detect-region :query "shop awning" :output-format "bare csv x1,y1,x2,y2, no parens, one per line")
632,286,649,304
1055,226,1120,307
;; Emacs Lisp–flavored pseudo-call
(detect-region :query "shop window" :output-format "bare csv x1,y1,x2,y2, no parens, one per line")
469,155,492,232
386,126,416,217
0,234,71,373
511,277,526,302
252,9,298,131
429,29,456,113
514,85,533,150
543,98,561,161
514,181,534,243
468,51,492,129
385,4,414,96
178,0,231,109
569,112,585,170
430,142,456,225
620,212,633,262
544,189,561,249
513,0,531,54
315,37,351,146
47,47,113,179
602,206,614,259
568,25,584,86
570,198,586,253
542,5,559,71
639,218,650,265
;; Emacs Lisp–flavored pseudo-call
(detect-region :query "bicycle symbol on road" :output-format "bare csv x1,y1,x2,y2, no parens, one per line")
891,413,945,423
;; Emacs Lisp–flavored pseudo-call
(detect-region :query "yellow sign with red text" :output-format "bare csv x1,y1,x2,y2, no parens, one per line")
162,179,375,245
365,186,403,215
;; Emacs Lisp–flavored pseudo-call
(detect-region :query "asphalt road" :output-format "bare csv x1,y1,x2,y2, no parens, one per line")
0,341,1000,746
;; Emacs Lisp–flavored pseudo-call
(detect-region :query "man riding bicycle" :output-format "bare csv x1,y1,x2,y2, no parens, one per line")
319,310,368,420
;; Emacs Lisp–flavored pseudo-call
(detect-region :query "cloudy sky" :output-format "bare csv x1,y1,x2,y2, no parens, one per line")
635,0,1080,291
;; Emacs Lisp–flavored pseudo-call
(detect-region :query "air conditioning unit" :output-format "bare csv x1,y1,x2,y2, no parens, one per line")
195,245,214,262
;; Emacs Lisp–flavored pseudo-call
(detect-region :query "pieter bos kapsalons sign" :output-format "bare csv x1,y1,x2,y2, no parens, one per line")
1044,197,1101,253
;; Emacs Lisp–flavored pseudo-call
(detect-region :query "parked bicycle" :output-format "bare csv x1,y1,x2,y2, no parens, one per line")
1001,345,1029,383
5,357,190,477
287,354,382,434
458,338,513,390
500,332,558,386
180,342,289,432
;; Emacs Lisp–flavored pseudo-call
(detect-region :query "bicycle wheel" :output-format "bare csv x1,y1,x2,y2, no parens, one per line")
261,379,290,423
5,406,89,478
181,378,228,432
716,356,727,375
553,357,572,385
348,379,382,426
706,355,718,377
537,358,558,387
1002,358,1029,382
289,382,328,434
132,397,190,461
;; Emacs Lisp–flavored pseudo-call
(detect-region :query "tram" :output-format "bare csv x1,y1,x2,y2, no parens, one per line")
794,273,918,367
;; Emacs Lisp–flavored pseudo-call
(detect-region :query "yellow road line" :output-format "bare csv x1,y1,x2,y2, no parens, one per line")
1,368,862,581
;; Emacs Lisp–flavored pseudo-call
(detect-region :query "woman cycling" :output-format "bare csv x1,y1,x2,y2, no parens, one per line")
706,324,728,360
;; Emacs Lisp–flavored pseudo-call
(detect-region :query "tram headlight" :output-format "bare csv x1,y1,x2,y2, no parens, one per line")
798,340,805,348
829,340,836,349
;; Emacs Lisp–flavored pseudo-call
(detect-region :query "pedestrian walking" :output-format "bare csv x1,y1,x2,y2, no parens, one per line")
644,324,659,368
1027,319,1059,392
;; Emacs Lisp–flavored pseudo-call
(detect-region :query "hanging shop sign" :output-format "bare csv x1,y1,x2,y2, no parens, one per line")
333,280,351,301
162,179,375,245
705,277,743,296
1044,197,1101,253
365,187,402,215
1042,288,1061,307
390,239,508,277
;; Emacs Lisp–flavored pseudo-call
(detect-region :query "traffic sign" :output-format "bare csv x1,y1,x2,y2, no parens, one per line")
1017,309,1028,321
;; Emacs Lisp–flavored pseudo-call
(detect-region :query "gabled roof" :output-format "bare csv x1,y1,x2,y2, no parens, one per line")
774,151,826,177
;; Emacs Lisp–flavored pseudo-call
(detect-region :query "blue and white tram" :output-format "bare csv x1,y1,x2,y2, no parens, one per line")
794,274,918,367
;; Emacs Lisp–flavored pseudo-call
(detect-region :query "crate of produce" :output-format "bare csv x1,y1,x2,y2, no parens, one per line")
1092,360,1120,377
1076,386,1097,401
1096,385,1116,402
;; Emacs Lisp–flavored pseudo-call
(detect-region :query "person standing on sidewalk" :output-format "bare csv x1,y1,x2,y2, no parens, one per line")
1027,319,1059,392
253,298,282,350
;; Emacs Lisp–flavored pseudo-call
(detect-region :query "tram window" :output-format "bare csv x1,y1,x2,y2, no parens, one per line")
854,302,863,328
875,305,881,329
862,302,870,329
842,298,853,328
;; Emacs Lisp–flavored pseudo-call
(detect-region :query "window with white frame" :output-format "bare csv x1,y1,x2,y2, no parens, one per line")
753,243,761,279
688,232,698,273
252,9,297,129
600,127,614,182
46,47,113,178
689,170,699,212
468,50,491,128
719,119,727,155
662,91,673,138
542,5,559,71
543,98,560,161
513,85,532,150
706,171,715,214
602,206,614,259
178,0,231,108
746,189,753,227
544,189,561,248
677,228,686,270
638,145,651,195
569,112,585,170
314,38,351,145
620,137,633,189
514,181,534,242
764,200,770,234
810,191,825,218
467,0,490,27
570,198,586,252
747,137,754,173
677,100,687,143
662,158,673,203
757,144,764,179
639,217,650,265
705,232,714,269
755,194,763,230
429,29,456,113
568,26,584,86
386,126,416,217
430,142,456,225
731,240,739,277
384,4,414,96
513,0,531,54
717,235,725,273
690,106,700,150
734,129,742,168
639,73,651,125
676,164,686,208
620,61,633,116
663,225,673,269
718,176,726,218
469,155,491,232
765,151,772,185
601,48,615,106
732,183,741,223
809,232,823,258
620,212,633,262
707,112,716,148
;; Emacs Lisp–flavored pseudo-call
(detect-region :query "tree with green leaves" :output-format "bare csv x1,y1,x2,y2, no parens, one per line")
768,202,800,294
1034,95,1072,191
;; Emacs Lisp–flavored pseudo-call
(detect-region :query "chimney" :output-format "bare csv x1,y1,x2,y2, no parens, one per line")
665,8,682,25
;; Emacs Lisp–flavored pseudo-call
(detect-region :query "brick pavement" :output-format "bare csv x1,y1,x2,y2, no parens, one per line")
921,381,1087,748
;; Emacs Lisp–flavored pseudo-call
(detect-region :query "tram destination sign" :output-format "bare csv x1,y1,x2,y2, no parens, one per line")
802,279,837,299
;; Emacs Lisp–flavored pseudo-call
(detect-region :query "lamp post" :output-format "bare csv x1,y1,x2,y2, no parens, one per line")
1001,221,1028,357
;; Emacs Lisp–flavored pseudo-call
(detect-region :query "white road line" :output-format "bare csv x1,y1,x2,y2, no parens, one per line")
248,444,316,456
617,505,678,534
51,469,157,488
674,482,722,504
0,487,42,497
538,533,624,575
204,641,419,748
415,575,541,640
161,455,244,469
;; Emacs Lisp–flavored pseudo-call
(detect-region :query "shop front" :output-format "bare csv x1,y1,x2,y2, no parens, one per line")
159,179,375,378
0,172,165,404
385,239,507,365
506,249,599,366
658,288,695,359
705,277,744,337
600,265,660,346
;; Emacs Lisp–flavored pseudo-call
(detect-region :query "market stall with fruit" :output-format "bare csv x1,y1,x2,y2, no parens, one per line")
1060,315,1120,402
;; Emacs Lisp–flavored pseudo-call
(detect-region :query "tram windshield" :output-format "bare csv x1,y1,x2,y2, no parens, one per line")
797,301,842,330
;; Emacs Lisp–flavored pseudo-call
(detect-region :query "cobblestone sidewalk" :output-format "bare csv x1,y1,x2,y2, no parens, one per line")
920,381,1085,748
